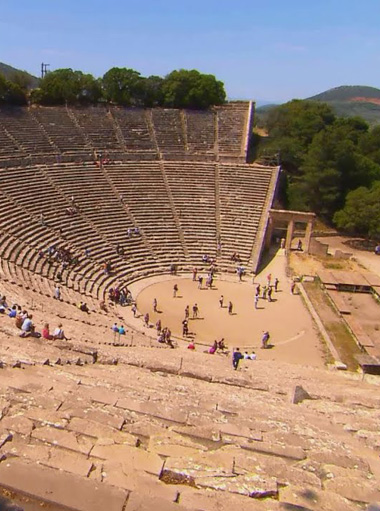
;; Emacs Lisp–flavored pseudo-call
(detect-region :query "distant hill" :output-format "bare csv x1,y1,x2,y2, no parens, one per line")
0,62,39,88
307,85,380,125
255,85,380,126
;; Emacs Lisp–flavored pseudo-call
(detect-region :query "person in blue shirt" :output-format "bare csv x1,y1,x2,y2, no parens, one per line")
119,325,126,335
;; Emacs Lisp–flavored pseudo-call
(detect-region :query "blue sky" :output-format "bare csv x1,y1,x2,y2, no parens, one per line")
1,0,379,103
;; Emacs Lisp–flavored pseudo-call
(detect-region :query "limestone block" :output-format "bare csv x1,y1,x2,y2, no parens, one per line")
241,440,306,461
42,448,94,477
0,416,34,436
32,426,93,456
324,476,380,504
91,444,164,477
279,485,362,511
292,385,313,405
0,458,128,511
68,417,138,446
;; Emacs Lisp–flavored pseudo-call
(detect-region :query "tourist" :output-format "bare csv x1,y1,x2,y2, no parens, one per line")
173,284,178,298
111,323,119,333
228,301,233,315
209,340,218,354
54,285,61,301
256,284,261,296
20,314,34,337
250,351,257,360
267,287,273,302
119,325,126,335
254,294,259,309
274,278,279,292
198,276,203,289
261,331,270,349
182,319,189,337
218,338,226,351
187,340,195,350
192,267,197,281
8,305,17,318
219,295,224,308
184,305,190,319
267,273,272,286
78,302,89,313
53,323,68,341
232,348,244,370
244,351,251,360
42,323,52,340
192,303,199,319
156,319,162,334
131,304,137,317
262,286,268,300
153,298,158,312
144,313,149,327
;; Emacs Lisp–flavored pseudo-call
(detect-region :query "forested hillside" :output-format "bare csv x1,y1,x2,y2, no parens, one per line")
257,100,380,237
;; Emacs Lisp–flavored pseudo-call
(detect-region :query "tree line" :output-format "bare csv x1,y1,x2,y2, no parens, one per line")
0,67,226,109
257,100,380,238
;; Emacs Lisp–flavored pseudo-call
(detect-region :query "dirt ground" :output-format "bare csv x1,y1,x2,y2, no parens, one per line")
133,250,325,367
342,292,380,357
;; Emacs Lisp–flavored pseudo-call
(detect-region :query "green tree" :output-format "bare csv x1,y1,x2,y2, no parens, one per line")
138,75,164,107
102,67,142,106
334,182,380,238
162,69,226,109
0,73,27,105
359,125,380,166
34,68,101,105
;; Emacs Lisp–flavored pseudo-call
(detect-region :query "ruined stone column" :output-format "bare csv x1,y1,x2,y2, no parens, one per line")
285,219,294,253
304,219,314,254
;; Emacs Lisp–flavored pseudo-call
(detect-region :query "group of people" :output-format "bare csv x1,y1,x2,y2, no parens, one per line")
232,346,259,369
254,274,279,308
0,295,68,341
108,286,133,306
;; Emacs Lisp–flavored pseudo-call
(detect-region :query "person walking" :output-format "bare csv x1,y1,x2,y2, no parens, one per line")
153,298,158,312
192,303,199,319
261,331,270,349
274,278,279,292
228,301,233,315
219,295,224,308
254,294,259,309
232,348,244,370
173,284,178,298
267,287,273,302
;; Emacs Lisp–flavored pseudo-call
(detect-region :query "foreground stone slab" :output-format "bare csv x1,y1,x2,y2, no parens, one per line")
91,444,164,476
279,485,362,511
241,440,306,460
180,487,281,511
32,426,93,456
125,492,188,511
0,458,128,511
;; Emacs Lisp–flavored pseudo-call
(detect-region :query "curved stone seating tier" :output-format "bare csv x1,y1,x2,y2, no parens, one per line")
185,110,216,154
0,103,253,166
163,161,218,258
152,109,187,152
219,163,274,265
69,107,122,152
216,102,250,157
105,162,186,263
111,107,157,152
32,107,90,154
0,107,55,155
0,124,25,158
0,324,376,511
0,161,277,297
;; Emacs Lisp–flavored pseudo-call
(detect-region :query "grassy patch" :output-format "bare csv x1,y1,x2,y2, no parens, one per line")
303,282,362,371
